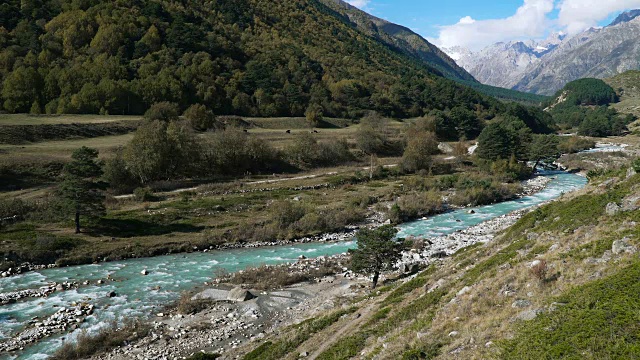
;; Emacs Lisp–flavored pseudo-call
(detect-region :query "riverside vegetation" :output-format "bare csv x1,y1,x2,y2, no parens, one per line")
1,103,584,273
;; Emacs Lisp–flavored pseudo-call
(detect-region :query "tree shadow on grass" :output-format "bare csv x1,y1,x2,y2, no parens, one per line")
90,218,205,238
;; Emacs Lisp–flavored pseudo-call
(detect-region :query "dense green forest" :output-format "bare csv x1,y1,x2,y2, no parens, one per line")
0,0,517,119
548,78,635,136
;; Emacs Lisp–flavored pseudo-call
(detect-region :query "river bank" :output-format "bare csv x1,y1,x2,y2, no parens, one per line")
0,169,587,359
0,173,552,280
81,175,564,360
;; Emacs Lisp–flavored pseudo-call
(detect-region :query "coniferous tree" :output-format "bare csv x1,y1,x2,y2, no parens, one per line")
58,147,105,233
348,225,407,289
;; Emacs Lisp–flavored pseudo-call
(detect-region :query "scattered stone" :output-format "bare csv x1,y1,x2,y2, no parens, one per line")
612,238,637,255
621,194,640,212
448,331,459,337
512,299,532,308
485,341,494,348
141,269,149,275
627,167,637,179
457,286,472,297
606,202,621,216
300,351,309,357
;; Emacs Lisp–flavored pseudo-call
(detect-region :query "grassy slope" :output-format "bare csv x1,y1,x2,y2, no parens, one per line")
236,145,640,359
605,71,640,128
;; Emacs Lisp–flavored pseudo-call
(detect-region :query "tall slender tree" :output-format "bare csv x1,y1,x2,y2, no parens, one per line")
59,147,105,233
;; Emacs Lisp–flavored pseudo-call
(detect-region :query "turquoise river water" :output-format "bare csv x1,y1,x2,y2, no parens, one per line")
1,170,588,359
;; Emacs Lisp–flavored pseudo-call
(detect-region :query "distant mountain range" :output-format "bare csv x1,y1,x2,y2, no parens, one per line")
444,10,640,95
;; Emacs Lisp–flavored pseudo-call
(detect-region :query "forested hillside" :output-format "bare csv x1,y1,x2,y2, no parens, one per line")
547,78,635,136
0,0,507,119
318,0,475,82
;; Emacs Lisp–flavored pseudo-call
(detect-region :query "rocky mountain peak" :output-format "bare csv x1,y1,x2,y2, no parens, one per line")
609,9,640,27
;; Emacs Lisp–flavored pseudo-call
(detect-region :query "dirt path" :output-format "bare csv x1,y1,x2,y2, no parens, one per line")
307,299,378,360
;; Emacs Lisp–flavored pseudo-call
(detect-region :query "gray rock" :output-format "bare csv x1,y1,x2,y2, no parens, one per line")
399,262,420,274
512,299,532,308
627,167,637,179
141,269,149,275
606,202,621,216
612,238,637,255
448,331,459,337
107,291,117,298
457,286,472,296
514,308,544,321
192,289,230,301
621,195,640,212
529,260,542,268
227,287,256,302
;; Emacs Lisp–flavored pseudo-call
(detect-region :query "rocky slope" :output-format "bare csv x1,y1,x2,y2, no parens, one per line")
447,10,640,95
233,142,640,359
449,33,565,89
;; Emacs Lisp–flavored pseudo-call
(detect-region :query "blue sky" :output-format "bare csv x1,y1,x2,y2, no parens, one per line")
346,0,640,50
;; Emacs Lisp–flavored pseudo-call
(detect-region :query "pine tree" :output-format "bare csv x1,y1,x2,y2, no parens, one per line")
348,225,407,289
59,147,105,233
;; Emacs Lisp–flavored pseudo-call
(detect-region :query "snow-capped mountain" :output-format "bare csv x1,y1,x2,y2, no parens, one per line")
443,32,565,90
444,9,640,95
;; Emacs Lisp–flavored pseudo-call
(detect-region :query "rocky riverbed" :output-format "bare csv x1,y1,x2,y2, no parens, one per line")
86,179,561,360
0,303,94,353
0,282,78,305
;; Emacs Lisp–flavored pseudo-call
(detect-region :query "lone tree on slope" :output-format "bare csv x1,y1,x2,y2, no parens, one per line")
348,225,407,289
59,147,106,233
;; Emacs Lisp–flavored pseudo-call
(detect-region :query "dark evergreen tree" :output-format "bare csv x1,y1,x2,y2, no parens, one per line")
58,147,105,233
348,225,407,289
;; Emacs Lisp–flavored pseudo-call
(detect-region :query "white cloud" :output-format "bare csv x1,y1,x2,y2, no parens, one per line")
436,0,554,51
557,0,640,34
346,0,370,9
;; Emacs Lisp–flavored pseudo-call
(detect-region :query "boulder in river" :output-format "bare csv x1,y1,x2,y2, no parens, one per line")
227,287,257,302
107,291,117,298
141,269,149,275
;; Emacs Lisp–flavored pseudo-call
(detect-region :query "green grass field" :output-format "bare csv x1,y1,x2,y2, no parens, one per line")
0,114,141,125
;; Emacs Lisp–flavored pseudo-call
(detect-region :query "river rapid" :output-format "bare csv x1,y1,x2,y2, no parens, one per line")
1,170,588,359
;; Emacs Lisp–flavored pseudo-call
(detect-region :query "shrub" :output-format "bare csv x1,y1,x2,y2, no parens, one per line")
183,104,217,131
401,131,439,173
271,201,307,230
175,292,215,315
389,192,445,224
450,182,521,207
226,261,341,290
0,198,33,220
144,102,180,122
133,187,155,202
286,133,353,169
558,136,596,154
530,259,548,282
104,149,139,194
51,320,149,360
